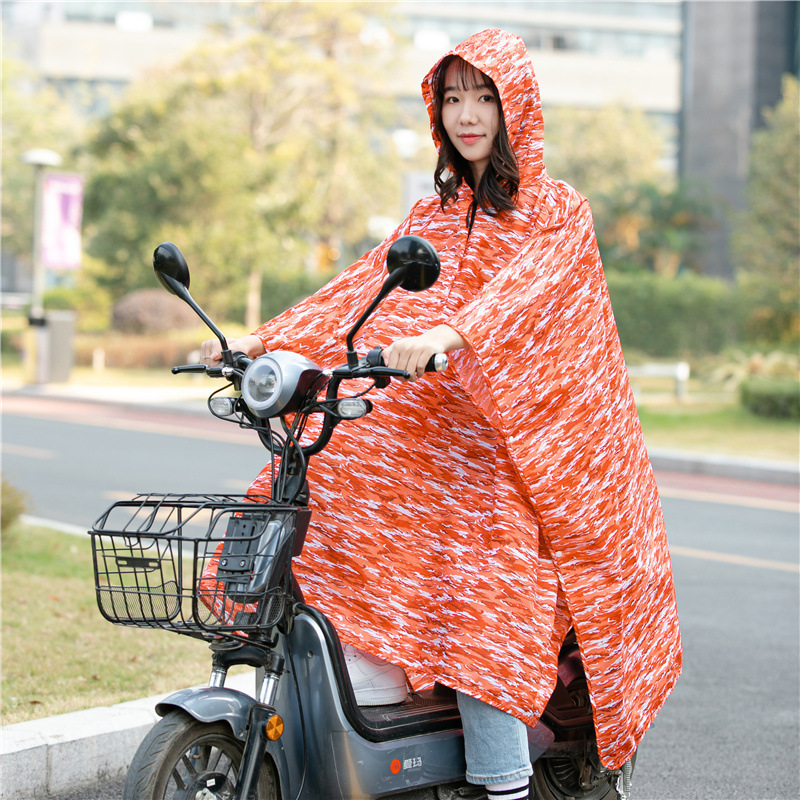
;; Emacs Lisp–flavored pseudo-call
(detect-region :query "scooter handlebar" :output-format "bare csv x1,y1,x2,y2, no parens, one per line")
365,346,448,374
171,351,251,378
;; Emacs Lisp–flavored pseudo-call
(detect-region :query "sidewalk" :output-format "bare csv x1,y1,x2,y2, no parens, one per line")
0,673,256,800
2,381,798,798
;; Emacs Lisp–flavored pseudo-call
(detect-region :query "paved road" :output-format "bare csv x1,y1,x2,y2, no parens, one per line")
3,394,799,799
634,496,799,799
2,394,268,528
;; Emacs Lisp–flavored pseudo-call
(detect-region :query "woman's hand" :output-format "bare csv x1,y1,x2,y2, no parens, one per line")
382,324,466,381
200,335,266,364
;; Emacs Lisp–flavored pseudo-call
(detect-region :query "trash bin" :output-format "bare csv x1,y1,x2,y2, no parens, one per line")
25,310,76,384
45,310,76,382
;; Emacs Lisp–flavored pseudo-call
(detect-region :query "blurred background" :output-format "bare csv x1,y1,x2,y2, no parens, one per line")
1,7,798,796
1,0,798,437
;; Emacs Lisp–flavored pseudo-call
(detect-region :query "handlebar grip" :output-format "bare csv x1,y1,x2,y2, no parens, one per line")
366,346,448,373
172,364,208,374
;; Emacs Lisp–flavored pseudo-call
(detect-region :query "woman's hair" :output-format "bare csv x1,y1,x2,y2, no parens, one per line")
431,55,520,215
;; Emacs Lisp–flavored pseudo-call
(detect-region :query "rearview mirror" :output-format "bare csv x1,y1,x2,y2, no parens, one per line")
153,242,229,361
344,235,440,366
153,242,191,300
386,235,440,292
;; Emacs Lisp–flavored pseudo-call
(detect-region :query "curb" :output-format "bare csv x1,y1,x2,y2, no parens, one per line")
0,672,256,800
648,448,798,486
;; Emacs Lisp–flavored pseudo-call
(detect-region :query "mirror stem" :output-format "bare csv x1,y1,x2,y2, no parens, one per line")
344,267,407,368
164,277,231,366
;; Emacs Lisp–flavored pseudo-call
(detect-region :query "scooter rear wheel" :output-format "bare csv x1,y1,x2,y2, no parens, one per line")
532,752,636,800
123,709,278,800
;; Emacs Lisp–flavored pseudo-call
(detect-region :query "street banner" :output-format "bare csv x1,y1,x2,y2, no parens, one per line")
41,173,84,269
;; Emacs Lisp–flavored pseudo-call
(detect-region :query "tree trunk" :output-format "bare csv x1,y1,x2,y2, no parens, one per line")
245,268,262,330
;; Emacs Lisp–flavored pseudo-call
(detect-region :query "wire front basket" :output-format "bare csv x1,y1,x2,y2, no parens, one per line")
90,493,304,641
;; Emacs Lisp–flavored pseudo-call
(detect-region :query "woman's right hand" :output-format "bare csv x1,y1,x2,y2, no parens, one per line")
200,335,266,364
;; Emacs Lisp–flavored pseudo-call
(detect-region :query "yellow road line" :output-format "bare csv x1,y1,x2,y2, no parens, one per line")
659,486,798,514
670,545,799,573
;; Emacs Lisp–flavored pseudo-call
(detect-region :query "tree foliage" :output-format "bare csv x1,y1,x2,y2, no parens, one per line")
732,75,800,343
545,105,709,275
111,289,203,334
594,180,712,276
545,105,666,200
81,1,405,324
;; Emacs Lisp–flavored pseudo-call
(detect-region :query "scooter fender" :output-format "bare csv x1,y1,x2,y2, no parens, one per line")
156,686,255,741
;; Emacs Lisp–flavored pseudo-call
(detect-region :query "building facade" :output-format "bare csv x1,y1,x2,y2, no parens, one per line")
680,0,799,278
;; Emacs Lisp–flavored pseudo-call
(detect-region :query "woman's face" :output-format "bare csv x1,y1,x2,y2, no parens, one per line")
440,60,500,185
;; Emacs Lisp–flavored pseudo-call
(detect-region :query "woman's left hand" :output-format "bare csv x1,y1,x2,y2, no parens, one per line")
382,324,466,381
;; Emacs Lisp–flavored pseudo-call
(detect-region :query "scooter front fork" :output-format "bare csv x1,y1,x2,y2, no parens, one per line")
232,653,285,800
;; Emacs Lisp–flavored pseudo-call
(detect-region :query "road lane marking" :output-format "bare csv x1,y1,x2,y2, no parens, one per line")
659,486,798,514
4,410,259,446
670,544,799,573
1,443,55,459
103,490,142,501
223,479,253,492
103,486,254,499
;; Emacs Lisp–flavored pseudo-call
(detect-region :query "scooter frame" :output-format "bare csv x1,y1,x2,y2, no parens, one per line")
156,603,557,800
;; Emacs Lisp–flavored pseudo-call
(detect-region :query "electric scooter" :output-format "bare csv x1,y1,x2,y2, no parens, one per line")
89,236,635,800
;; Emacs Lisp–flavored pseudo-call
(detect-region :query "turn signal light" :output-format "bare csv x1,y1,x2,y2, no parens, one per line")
265,714,284,741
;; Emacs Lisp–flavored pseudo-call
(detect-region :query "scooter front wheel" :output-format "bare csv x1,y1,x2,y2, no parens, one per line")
532,752,636,800
123,709,278,800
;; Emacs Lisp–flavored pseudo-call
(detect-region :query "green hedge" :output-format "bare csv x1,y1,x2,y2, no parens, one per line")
606,271,750,357
739,377,800,419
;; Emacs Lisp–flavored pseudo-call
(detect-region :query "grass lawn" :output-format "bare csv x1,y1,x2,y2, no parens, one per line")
1,525,220,726
637,401,798,463
1,362,204,389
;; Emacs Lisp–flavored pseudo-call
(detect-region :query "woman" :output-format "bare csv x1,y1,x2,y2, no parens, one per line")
202,28,682,799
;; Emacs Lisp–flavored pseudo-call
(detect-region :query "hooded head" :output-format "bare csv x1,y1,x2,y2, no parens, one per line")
422,28,545,191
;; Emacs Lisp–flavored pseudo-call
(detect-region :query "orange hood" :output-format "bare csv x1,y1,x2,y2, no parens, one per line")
421,28,545,186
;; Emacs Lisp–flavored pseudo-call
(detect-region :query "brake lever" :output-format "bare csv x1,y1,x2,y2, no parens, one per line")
173,351,251,376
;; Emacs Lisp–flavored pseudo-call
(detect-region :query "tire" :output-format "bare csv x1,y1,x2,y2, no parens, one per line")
532,751,636,800
123,709,278,800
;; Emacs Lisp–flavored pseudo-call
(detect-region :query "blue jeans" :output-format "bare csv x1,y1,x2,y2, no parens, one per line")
457,692,533,785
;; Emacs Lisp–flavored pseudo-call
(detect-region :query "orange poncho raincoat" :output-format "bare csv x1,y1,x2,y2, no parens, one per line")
250,28,681,769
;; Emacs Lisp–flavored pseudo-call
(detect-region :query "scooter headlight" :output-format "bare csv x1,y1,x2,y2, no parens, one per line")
241,352,324,418
245,360,280,407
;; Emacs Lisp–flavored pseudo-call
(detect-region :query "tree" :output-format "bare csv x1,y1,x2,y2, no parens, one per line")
596,180,712,276
1,58,84,268
81,1,405,325
544,104,667,201
732,75,800,342
544,104,711,276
